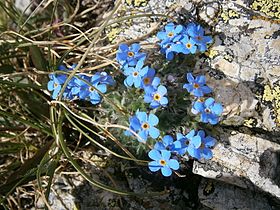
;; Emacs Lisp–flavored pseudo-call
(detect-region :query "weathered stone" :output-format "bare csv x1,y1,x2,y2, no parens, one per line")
198,178,272,210
15,0,31,14
193,130,280,199
212,59,240,79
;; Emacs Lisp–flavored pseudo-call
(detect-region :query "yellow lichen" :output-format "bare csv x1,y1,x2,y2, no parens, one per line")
220,9,239,23
125,0,148,7
263,84,280,126
107,28,121,42
244,118,255,128
205,49,218,59
263,85,274,101
251,0,280,19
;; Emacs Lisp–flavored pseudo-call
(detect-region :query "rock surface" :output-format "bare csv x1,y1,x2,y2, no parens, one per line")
198,178,273,210
193,129,280,199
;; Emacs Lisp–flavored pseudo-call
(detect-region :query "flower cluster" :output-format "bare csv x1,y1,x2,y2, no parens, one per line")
183,73,223,125
116,43,168,109
157,22,213,60
148,130,216,176
47,65,115,104
116,22,220,177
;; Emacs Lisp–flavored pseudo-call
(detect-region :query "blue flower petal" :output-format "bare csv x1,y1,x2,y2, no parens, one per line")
161,150,171,160
197,130,205,138
119,43,128,51
160,97,168,106
186,130,195,139
193,101,204,112
148,149,161,160
154,142,165,151
205,97,215,107
124,76,134,87
138,130,148,141
161,166,172,176
152,77,161,87
148,161,161,172
158,85,167,95
187,73,194,83
202,148,213,160
168,159,179,170
163,135,173,146
187,146,201,159
148,114,159,126
149,127,160,139
47,81,55,91
211,103,223,115
136,111,147,122
191,136,201,148
204,136,216,147
131,43,140,52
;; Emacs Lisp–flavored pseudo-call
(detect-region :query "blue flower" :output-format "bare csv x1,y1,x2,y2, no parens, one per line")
116,43,146,66
125,111,160,142
157,23,184,45
183,73,212,97
91,72,115,86
123,58,148,88
173,130,198,155
136,111,160,141
193,97,223,125
172,35,197,54
148,149,180,177
186,23,212,52
141,68,161,92
58,64,77,71
144,85,168,109
70,74,91,99
70,73,107,104
154,135,175,151
157,23,184,61
47,74,67,99
187,130,216,160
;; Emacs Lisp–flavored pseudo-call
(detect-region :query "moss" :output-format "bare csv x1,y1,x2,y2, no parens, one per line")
251,0,280,19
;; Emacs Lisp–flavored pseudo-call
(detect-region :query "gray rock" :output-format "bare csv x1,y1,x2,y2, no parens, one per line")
193,130,280,199
15,0,31,14
198,178,272,210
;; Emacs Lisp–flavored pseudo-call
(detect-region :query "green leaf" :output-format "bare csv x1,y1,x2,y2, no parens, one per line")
0,142,24,155
0,65,16,74
29,46,48,71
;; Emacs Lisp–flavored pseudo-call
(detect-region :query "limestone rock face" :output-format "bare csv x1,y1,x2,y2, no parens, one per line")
198,178,273,210
193,129,280,199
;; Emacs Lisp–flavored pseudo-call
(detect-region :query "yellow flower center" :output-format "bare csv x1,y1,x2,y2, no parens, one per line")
186,43,192,48
143,77,150,85
54,83,58,88
141,122,150,130
198,98,205,103
160,160,167,166
89,86,95,92
153,93,161,101
127,51,134,57
167,32,174,37
133,72,139,77
193,83,200,88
